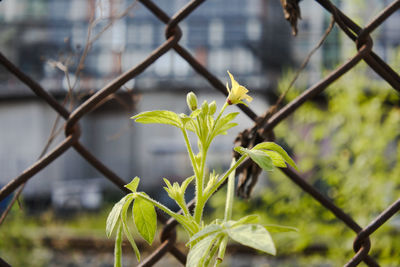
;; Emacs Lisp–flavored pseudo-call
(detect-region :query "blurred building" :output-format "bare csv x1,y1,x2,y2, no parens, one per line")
0,0,276,208
0,0,399,209
0,0,274,92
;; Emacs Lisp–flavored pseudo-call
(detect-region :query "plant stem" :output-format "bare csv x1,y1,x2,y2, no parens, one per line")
194,147,208,223
193,102,229,223
224,158,236,221
215,236,228,267
206,154,248,200
182,127,204,223
214,159,237,266
178,200,191,217
181,128,199,176
114,224,123,267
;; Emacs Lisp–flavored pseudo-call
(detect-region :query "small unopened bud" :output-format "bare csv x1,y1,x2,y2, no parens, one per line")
209,101,217,115
194,153,202,166
186,91,198,111
201,100,209,114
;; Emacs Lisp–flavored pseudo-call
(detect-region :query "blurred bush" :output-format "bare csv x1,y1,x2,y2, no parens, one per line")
210,67,400,266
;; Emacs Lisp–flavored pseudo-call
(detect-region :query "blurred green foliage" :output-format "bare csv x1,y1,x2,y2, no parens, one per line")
210,67,400,266
0,205,113,266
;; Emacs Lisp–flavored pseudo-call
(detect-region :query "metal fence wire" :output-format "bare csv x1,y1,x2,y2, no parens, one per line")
1,0,400,266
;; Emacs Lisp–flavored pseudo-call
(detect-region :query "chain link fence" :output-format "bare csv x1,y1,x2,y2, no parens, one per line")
1,0,400,266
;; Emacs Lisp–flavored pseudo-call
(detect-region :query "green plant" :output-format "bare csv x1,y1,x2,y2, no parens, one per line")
210,69,400,265
106,72,297,267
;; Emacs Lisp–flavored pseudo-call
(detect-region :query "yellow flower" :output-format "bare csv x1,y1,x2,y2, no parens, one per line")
226,71,253,105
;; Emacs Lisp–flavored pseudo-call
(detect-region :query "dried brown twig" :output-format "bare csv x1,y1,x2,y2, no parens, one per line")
280,0,302,36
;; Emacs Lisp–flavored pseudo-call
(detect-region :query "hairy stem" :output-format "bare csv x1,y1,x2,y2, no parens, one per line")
193,102,229,223
182,126,203,223
215,236,228,267
224,158,237,221
194,147,208,223
176,197,190,217
181,128,199,176
114,224,123,267
206,154,248,201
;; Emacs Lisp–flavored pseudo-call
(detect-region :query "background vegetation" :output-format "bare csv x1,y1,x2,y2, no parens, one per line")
210,65,400,266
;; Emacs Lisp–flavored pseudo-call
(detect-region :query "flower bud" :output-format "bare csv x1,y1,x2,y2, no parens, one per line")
201,100,209,114
209,101,217,115
186,91,198,111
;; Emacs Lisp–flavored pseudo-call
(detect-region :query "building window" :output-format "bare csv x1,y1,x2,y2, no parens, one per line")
208,19,224,47
154,51,172,77
50,0,70,21
28,0,48,20
97,51,113,74
128,23,154,47
122,49,151,72
2,1,26,22
95,0,111,19
139,24,153,47
172,51,190,77
247,0,262,17
188,20,208,47
70,0,88,21
112,19,127,52
246,19,261,41
232,47,254,74
224,20,246,46
208,48,231,74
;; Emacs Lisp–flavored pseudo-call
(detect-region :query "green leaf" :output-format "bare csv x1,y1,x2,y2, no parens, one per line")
233,146,248,155
133,196,157,245
187,233,223,267
163,178,173,190
263,224,298,233
114,223,123,267
106,196,129,238
248,150,274,171
263,151,287,168
187,224,223,247
216,122,238,136
212,112,239,138
131,110,183,128
124,177,140,193
220,112,239,124
252,142,298,170
181,176,195,193
121,195,140,261
234,147,274,171
230,214,260,227
227,224,276,255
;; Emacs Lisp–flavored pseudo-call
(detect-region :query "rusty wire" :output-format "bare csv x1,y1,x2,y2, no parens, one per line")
0,0,400,266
